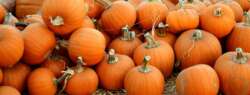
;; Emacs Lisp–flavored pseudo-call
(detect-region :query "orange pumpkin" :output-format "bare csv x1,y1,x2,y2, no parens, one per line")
234,0,250,11
15,0,44,19
23,14,44,24
133,33,174,77
162,0,177,11
42,56,66,78
176,64,219,95
218,0,243,22
0,25,24,68
0,69,3,84
128,0,143,7
101,31,111,46
28,68,57,95
81,16,95,29
68,28,106,66
85,0,104,18
174,29,222,69
124,56,164,95
200,3,235,38
96,49,135,90
41,0,87,35
22,23,56,65
176,0,206,13
214,48,250,95
2,63,31,92
0,86,21,95
0,4,6,23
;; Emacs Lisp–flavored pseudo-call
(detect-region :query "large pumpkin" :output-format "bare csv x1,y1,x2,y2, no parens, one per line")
0,86,21,95
41,0,87,35
218,0,243,22
22,23,56,65
174,29,222,69
214,48,250,95
0,25,24,68
176,64,219,95
15,0,44,19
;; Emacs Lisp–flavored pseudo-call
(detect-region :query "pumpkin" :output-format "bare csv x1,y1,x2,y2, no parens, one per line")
234,0,250,11
0,25,24,68
137,0,168,30
23,14,44,24
15,0,44,19
109,26,142,57
3,13,19,26
2,63,31,92
226,12,250,52
124,56,164,95
0,69,2,83
68,28,106,66
200,3,235,38
96,49,135,90
176,64,219,95
98,0,136,35
81,16,95,29
22,23,56,65
41,0,87,35
174,29,222,69
0,86,21,95
176,0,206,13
42,56,66,78
162,0,177,11
218,0,243,22
128,0,143,7
102,31,111,46
167,0,199,34
133,32,174,77
214,48,250,95
85,0,104,18
0,4,6,24
28,68,57,95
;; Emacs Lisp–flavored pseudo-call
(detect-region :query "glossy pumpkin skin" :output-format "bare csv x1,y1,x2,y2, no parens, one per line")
68,28,106,66
15,0,44,19
0,5,6,24
41,0,87,35
176,64,219,95
2,63,31,92
81,16,95,29
124,65,164,95
167,8,199,34
28,68,57,95
137,1,168,30
85,0,104,18
22,23,56,65
200,3,235,38
96,54,135,90
234,0,250,11
174,29,222,69
100,1,136,35
214,51,250,95
0,86,21,95
0,25,24,68
65,67,98,95
23,14,44,24
218,0,243,22
42,58,66,78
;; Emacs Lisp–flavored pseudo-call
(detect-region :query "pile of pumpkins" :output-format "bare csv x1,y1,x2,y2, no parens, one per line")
0,0,249,94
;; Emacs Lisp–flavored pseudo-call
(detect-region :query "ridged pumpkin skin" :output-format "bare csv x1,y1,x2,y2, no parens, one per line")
81,16,95,29
153,31,176,47
2,63,31,92
100,1,136,35
15,0,44,19
22,23,56,65
41,0,86,35
42,58,66,78
23,14,44,24
0,25,24,68
234,0,250,11
68,28,106,66
176,64,219,95
137,1,168,30
218,0,243,22
214,49,250,95
96,53,135,90
85,0,104,18
0,5,6,23
200,3,235,38
167,8,199,34
27,68,57,95
174,29,222,69
0,86,21,95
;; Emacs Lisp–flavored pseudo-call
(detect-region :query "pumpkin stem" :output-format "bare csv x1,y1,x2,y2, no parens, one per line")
144,32,160,49
50,16,64,26
120,25,136,41
76,56,86,73
156,22,167,37
192,30,203,41
96,0,112,9
108,49,119,64
214,7,222,17
178,0,185,8
187,0,194,3
243,12,250,26
3,12,16,26
235,48,248,64
57,40,69,48
57,68,74,94
139,56,151,73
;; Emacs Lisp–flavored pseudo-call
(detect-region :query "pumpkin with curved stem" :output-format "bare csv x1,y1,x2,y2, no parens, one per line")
109,26,142,57
22,23,56,65
176,64,219,95
15,0,44,19
23,14,44,24
0,86,21,95
41,0,87,35
214,48,250,95
234,0,250,11
42,56,66,78
174,29,222,69
133,32,174,77
200,3,235,38
2,63,31,92
218,0,243,22
124,56,164,95
0,25,24,68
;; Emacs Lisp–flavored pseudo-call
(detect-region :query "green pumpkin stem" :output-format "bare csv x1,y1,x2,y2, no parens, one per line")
50,16,64,26
243,12,250,26
192,30,203,41
235,48,248,64
76,56,85,73
214,7,222,17
178,0,185,8
139,56,151,73
56,68,74,94
156,22,167,37
120,25,136,41
144,32,160,49
108,49,119,64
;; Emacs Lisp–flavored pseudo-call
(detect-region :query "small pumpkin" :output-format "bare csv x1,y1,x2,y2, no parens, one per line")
200,3,235,38
133,32,174,77
15,0,44,19
0,86,21,95
124,56,164,95
96,49,135,90
23,14,44,24
176,64,219,95
81,16,95,29
41,0,87,35
42,56,66,78
22,23,56,65
0,25,24,68
234,0,250,11
85,0,104,18
214,48,250,95
109,26,142,57
218,0,243,22
174,29,222,69
2,63,31,92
